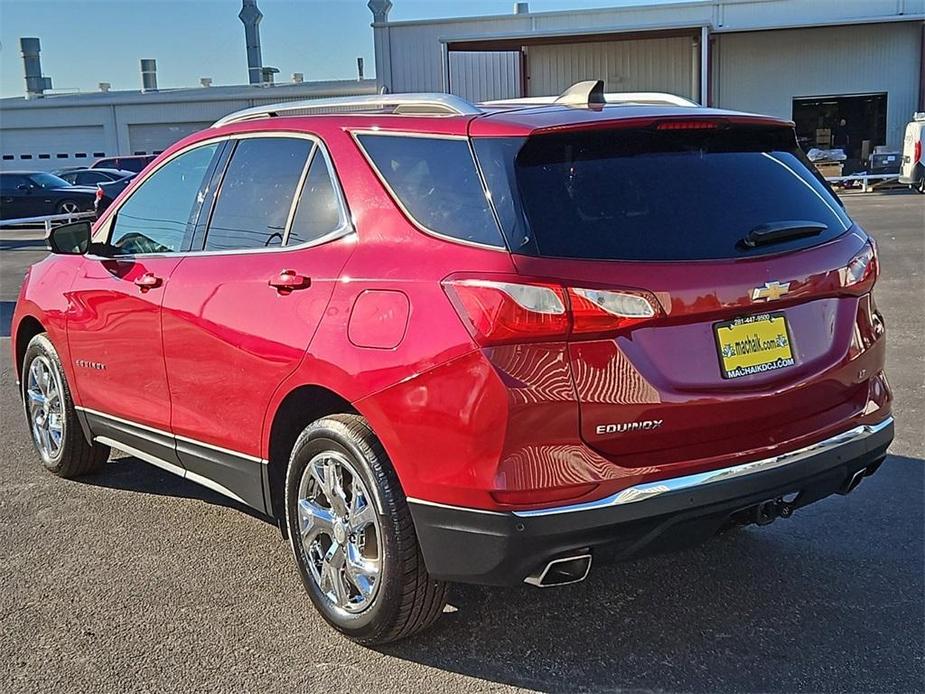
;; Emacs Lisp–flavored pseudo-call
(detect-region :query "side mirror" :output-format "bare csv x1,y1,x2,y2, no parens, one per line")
47,220,92,255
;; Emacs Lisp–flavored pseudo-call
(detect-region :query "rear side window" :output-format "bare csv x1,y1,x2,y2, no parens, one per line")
286,149,347,246
474,127,852,261
357,134,504,248
205,137,312,251
110,143,218,255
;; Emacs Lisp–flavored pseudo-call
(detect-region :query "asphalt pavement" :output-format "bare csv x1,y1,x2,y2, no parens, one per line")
1,192,922,693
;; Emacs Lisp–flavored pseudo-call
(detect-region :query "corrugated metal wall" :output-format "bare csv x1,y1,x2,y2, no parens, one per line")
714,22,921,150
449,51,522,102
526,37,695,98
128,122,212,155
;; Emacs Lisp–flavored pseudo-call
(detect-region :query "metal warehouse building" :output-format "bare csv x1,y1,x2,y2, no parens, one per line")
0,80,376,171
370,0,924,153
1,0,922,172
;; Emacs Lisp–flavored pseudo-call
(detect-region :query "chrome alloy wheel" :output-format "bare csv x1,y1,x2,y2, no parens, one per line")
26,355,64,461
297,451,382,613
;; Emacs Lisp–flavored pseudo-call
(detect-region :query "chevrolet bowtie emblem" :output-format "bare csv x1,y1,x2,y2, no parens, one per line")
752,281,791,302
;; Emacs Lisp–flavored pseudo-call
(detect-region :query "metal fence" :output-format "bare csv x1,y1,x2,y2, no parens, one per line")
0,210,96,235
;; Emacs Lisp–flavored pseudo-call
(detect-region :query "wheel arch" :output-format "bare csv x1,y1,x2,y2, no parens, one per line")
264,383,359,520
14,314,46,383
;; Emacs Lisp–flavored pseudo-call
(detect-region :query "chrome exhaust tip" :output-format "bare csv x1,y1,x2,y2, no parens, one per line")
524,553,592,588
838,468,867,495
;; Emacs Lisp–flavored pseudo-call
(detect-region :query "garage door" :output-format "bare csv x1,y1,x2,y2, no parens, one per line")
128,122,212,156
0,125,106,172
527,36,695,99
449,51,522,103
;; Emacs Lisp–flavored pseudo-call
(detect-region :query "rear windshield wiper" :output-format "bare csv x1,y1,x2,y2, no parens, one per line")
740,221,827,249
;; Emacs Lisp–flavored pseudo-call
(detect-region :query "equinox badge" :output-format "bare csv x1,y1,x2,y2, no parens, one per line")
596,420,663,435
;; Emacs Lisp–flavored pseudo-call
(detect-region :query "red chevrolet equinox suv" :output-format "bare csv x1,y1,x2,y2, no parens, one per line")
13,82,893,644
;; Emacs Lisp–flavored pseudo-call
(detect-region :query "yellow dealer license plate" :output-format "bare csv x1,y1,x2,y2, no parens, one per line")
714,312,795,379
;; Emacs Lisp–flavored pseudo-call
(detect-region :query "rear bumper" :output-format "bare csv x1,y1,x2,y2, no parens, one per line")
408,417,893,586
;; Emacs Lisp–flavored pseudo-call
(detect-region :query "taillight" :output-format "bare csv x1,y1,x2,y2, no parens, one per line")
443,277,661,346
843,240,878,292
95,187,104,201
568,287,659,336
442,278,569,346
915,139,922,164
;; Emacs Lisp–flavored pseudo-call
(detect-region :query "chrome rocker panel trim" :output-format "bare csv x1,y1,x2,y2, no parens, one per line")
512,417,894,518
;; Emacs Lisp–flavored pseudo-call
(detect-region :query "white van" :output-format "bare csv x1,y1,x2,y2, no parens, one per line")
900,113,925,193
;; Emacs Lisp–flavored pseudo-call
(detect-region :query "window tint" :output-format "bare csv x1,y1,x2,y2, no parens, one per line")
75,171,107,185
357,134,503,248
205,137,312,251
474,128,851,261
0,174,28,191
110,143,218,255
286,150,346,246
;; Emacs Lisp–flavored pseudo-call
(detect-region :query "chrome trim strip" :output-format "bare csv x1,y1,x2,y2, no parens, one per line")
76,406,267,464
94,436,185,477
77,406,172,437
406,497,509,516
94,131,355,258
513,417,894,518
175,433,265,464
95,436,248,505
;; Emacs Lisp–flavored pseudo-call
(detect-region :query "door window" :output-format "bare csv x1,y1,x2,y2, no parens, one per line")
110,143,219,255
286,149,348,246
204,137,312,251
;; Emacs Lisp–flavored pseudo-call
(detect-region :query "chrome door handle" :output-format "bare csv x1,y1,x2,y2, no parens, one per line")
268,270,310,291
134,272,162,290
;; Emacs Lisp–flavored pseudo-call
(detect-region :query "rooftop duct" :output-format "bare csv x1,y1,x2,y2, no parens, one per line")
261,66,279,84
239,0,264,85
367,0,392,23
20,37,53,99
140,59,158,92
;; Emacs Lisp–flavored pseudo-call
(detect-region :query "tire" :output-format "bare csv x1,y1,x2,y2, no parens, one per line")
21,333,109,477
916,179,925,194
55,199,81,215
284,414,448,644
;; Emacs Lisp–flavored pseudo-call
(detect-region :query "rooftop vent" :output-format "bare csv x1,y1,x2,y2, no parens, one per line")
239,0,264,85
357,57,365,81
367,0,392,23
140,59,158,92
514,2,529,14
261,66,279,85
200,77,213,87
292,72,304,84
98,82,111,92
20,37,53,99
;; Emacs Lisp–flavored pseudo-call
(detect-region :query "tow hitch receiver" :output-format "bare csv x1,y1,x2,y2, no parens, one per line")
753,498,795,526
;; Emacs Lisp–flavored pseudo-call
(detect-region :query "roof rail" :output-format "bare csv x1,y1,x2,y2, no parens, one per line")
212,92,481,128
483,91,699,108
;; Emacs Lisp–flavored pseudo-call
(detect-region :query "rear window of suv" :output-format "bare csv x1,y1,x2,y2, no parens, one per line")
473,125,851,261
